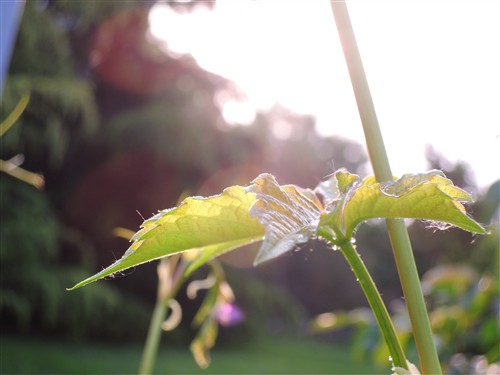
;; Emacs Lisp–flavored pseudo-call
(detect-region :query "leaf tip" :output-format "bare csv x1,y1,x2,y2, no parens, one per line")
252,253,266,267
66,277,96,291
66,283,83,292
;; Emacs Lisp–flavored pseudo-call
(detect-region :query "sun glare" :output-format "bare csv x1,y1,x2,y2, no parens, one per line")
149,0,500,189
148,0,361,135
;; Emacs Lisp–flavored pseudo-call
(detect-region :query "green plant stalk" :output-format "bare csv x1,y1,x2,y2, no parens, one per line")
330,2,442,374
138,258,186,375
139,299,169,375
318,229,407,369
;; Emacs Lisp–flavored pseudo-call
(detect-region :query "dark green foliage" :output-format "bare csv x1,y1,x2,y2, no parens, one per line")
0,176,150,340
0,0,153,341
54,269,151,341
48,0,141,32
0,177,61,331
0,176,59,264
9,1,74,77
2,1,99,168
1,77,98,167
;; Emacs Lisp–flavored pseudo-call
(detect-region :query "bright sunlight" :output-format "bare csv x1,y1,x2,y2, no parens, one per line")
148,0,500,190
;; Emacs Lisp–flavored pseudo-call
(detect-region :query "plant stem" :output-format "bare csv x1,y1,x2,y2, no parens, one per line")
330,2,442,374
318,230,407,369
138,257,185,375
138,298,169,375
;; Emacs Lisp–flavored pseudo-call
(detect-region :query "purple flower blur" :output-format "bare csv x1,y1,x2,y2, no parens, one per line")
214,303,245,327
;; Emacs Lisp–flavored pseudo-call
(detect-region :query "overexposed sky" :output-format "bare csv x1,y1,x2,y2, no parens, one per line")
149,0,500,190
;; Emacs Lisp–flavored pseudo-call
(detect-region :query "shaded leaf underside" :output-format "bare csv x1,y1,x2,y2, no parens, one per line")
247,173,322,264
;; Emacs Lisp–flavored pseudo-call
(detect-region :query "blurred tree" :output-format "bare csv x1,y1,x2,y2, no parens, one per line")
1,0,372,343
0,174,151,341
2,1,98,170
0,0,150,341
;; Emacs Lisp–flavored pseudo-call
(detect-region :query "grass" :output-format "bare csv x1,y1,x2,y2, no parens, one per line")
1,335,389,374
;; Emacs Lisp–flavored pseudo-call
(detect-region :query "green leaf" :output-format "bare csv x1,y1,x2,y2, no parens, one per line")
247,174,322,265
68,186,264,290
319,169,486,239
69,170,485,290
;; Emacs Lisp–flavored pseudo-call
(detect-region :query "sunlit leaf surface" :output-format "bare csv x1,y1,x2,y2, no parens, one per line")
319,169,485,239
247,173,322,264
68,186,264,290
70,170,485,290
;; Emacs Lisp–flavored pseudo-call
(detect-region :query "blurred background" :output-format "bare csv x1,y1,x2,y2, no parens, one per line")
1,1,498,374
